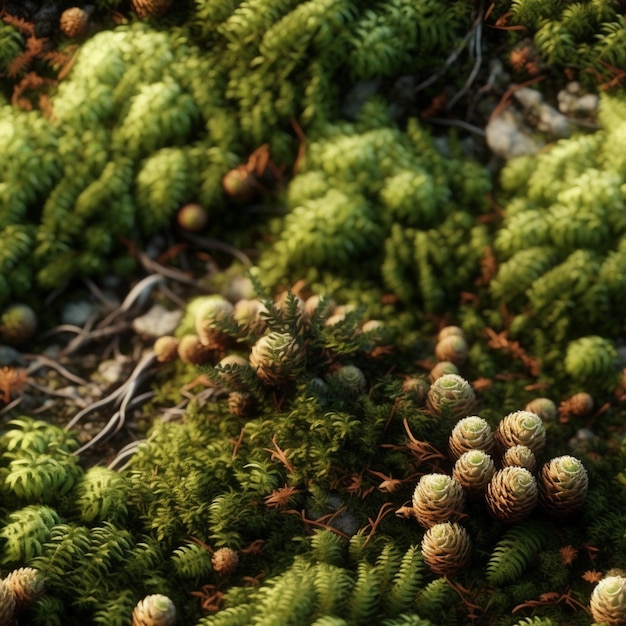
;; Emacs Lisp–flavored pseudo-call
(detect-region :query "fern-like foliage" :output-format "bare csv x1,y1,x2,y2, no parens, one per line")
486,521,547,586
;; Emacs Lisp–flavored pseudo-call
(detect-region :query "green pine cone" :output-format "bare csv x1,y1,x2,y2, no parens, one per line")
420,522,472,576
486,466,538,524
412,473,466,528
590,576,626,625
538,455,588,516
426,374,476,421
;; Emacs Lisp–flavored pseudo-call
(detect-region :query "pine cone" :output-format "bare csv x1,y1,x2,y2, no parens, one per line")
227,391,253,417
486,467,538,523
249,332,304,386
412,473,466,528
400,377,429,405
59,7,90,38
437,325,465,342
0,579,15,626
0,303,37,345
590,575,626,625
211,547,239,576
130,0,173,19
420,522,472,576
434,334,468,366
524,397,557,422
216,355,252,389
538,455,588,517
131,594,176,626
449,416,495,459
426,374,476,420
153,336,179,363
3,566,44,611
177,334,221,365
233,298,267,335
428,361,459,382
495,410,546,455
194,296,234,347
501,445,537,473
329,365,367,397
452,450,495,496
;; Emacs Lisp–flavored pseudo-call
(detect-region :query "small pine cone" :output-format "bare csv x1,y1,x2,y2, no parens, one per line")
176,203,208,232
495,410,546,455
538,455,588,517
131,594,176,626
452,450,495,496
227,391,252,417
249,332,304,386
131,0,173,19
449,416,495,460
0,579,15,626
524,397,557,422
560,391,594,419
194,296,234,347
3,567,44,611
0,303,37,345
428,361,459,382
426,374,476,420
216,355,252,389
59,7,90,38
501,445,537,473
420,522,472,576
412,473,466,528
330,365,367,397
177,335,220,365
486,467,538,523
434,335,468,366
233,298,267,335
401,377,429,405
153,336,179,363
211,547,239,576
590,575,626,625
437,326,465,342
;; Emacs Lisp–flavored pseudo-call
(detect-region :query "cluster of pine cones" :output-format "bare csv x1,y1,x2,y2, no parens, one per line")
413,371,588,577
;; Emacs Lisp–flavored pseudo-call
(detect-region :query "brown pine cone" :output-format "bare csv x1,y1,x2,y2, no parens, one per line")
434,334,468,366
153,336,179,363
131,0,173,19
437,325,465,342
428,361,459,382
501,445,537,473
590,575,626,625
538,455,588,517
524,397,557,422
495,410,546,455
227,391,253,417
194,296,234,347
400,377,430,406
3,567,44,611
211,547,239,576
233,298,268,335
131,594,176,626
412,473,466,528
420,522,472,576
426,374,476,421
249,332,304,386
177,334,220,365
59,7,90,38
449,415,495,459
486,466,538,523
452,450,495,496
0,579,15,626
